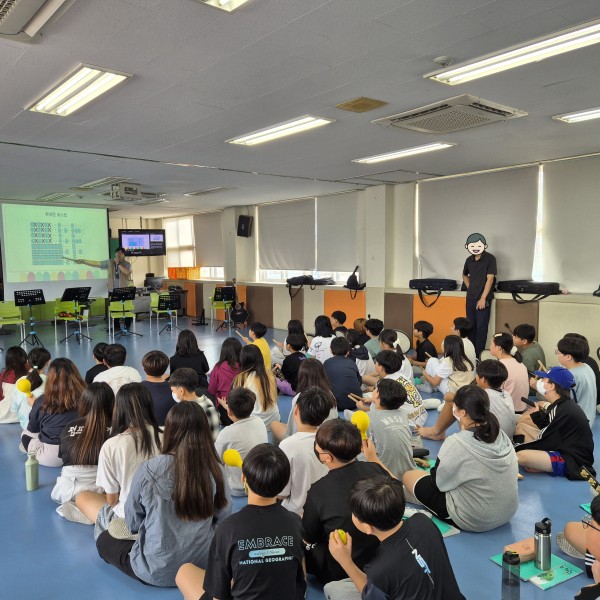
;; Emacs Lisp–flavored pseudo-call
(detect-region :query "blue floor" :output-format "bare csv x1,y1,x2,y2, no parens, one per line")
0,316,597,599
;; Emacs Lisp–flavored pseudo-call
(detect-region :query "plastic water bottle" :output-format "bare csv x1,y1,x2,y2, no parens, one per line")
534,518,552,571
25,452,39,492
501,550,520,600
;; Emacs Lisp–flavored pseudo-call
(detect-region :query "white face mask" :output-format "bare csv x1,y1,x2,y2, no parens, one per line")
172,392,181,403
452,404,461,422
536,380,547,396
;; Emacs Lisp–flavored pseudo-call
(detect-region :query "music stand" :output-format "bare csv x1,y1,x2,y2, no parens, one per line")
110,287,142,339
158,294,181,335
14,289,45,347
59,287,92,344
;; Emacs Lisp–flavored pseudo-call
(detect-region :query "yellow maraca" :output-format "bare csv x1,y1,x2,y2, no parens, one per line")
337,530,347,544
351,410,370,440
223,448,243,469
16,378,33,398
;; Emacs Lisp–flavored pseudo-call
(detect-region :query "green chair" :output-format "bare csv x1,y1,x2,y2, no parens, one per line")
149,293,177,331
209,296,233,329
0,301,25,341
54,299,89,342
108,300,136,339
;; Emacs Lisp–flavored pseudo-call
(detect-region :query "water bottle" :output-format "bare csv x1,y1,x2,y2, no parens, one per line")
534,517,552,571
25,452,39,492
501,550,520,600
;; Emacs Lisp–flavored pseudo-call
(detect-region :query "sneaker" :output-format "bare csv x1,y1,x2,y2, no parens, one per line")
58,501,94,525
556,531,585,559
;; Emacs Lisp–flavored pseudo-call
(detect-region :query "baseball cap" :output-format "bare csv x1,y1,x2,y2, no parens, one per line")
534,366,575,389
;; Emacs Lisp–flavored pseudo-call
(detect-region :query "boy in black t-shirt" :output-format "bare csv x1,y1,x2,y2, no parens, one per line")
140,350,175,425
176,444,305,600
274,333,306,395
330,311,348,336
324,476,465,600
408,321,436,375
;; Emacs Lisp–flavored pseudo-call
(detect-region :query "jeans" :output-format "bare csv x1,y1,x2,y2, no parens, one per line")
466,297,491,358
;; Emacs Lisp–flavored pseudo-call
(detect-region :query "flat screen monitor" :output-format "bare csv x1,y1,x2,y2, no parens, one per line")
119,229,166,256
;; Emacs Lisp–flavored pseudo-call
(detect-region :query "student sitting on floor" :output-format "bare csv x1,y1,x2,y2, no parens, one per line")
353,317,370,346
169,368,221,441
564,332,600,411
364,318,384,359
515,366,595,479
22,358,85,467
330,310,348,336
346,329,375,388
324,476,465,600
75,383,162,539
450,317,476,369
93,343,142,395
51,382,115,523
273,333,306,396
303,419,388,584
270,358,338,443
377,329,413,382
556,334,597,425
214,387,268,496
512,323,546,375
324,336,363,412
170,329,210,395
12,347,51,430
475,359,516,439
0,346,28,424
271,319,308,365
176,444,305,600
278,387,330,515
404,385,518,533
141,350,175,426
238,321,272,370
407,320,436,377
96,401,231,587
85,342,108,385
489,332,529,412
307,315,336,363
231,345,279,430
207,336,242,427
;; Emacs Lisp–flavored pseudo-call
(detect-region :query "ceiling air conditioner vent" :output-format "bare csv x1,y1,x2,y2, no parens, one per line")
0,0,77,42
372,95,527,133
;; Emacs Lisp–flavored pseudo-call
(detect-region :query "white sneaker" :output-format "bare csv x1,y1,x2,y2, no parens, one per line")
437,401,445,413
57,501,94,525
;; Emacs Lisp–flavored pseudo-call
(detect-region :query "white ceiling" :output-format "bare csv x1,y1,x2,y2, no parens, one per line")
1,0,600,217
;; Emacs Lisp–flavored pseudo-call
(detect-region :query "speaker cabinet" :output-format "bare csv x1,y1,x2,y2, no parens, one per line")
237,215,253,237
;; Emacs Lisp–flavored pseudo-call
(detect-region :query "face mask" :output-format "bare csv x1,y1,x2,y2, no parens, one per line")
172,392,181,403
452,405,461,422
536,380,547,396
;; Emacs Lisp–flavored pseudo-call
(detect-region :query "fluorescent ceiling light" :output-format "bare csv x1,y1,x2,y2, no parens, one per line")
553,107,600,123
426,19,600,85
352,142,456,164
28,64,132,116
185,187,236,196
197,0,252,12
227,116,335,146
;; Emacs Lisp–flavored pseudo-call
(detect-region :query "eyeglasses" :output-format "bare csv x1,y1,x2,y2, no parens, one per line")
581,515,600,534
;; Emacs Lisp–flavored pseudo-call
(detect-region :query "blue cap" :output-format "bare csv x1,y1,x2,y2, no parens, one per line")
534,366,575,389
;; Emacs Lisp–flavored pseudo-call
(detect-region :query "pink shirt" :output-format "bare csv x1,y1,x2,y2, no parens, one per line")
501,357,530,412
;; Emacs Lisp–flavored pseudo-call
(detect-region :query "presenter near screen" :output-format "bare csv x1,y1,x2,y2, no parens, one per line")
76,247,133,330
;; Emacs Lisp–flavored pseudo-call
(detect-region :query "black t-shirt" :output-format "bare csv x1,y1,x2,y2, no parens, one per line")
575,582,600,600
169,353,209,387
416,339,437,363
85,363,108,385
462,251,497,301
281,352,306,392
141,380,176,425
202,503,306,600
58,416,110,466
27,395,79,445
362,514,464,600
323,355,363,410
302,461,388,583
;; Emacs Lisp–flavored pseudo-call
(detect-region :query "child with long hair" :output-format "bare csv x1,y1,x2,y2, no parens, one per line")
208,337,242,426
21,358,85,466
270,358,338,443
0,346,28,423
404,385,518,532
271,319,308,364
170,329,210,392
52,382,115,522
490,332,529,412
232,345,279,429
307,315,335,363
421,335,474,396
96,401,231,586
75,383,162,538
12,347,51,429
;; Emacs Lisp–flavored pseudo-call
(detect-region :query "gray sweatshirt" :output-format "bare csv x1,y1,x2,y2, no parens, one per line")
435,429,518,532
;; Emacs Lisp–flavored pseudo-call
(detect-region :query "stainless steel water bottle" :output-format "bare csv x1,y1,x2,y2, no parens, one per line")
501,550,520,600
534,517,552,571
25,452,39,492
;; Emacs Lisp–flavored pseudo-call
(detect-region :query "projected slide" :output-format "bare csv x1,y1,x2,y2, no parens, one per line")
2,204,109,283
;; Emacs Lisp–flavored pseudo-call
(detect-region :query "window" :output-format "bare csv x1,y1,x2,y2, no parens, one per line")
200,266,224,279
164,216,195,269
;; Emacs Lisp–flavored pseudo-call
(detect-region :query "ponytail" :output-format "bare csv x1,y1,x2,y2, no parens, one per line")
492,333,522,363
454,385,500,444
26,347,51,393
379,329,405,360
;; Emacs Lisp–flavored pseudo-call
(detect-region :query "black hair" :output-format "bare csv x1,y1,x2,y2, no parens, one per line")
590,494,600,525
93,342,108,362
296,387,331,426
443,335,473,372
379,329,405,359
492,333,522,363
3,346,28,378
287,320,308,348
217,337,242,369
315,419,361,462
115,246,126,253
452,317,472,338
250,322,267,339
559,335,589,361
376,378,407,410
296,359,337,409
286,333,306,352
545,379,573,401
375,350,402,375
330,336,351,356
243,444,290,498
365,318,384,337
476,359,508,390
175,329,202,357
226,387,256,419
103,344,126,367
26,347,51,392
413,320,433,338
350,476,405,531
169,368,199,392
346,329,361,347
513,324,536,343
142,350,169,377
314,315,334,338
454,385,499,444
331,310,346,325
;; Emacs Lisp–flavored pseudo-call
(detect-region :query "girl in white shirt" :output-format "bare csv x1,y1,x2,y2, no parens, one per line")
422,335,474,396
306,315,335,363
